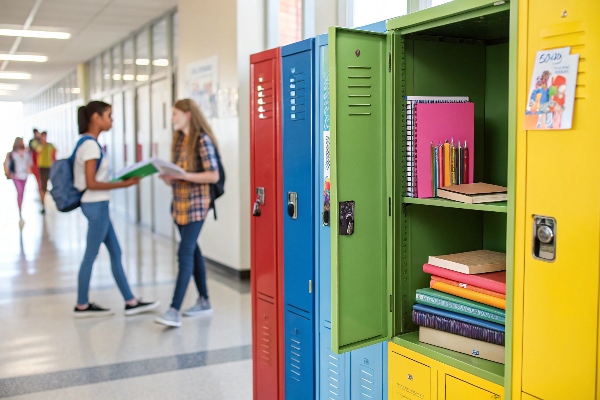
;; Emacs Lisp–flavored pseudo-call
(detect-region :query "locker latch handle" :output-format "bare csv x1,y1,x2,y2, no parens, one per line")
253,187,265,217
287,192,298,219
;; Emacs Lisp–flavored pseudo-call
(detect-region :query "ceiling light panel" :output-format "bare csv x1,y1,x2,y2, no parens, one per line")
0,83,19,90
0,54,47,62
0,29,70,39
0,72,31,80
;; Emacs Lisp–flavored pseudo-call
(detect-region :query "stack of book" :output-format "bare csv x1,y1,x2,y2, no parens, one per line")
412,250,507,364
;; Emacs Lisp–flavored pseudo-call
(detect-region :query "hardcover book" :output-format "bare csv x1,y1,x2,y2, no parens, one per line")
436,183,507,204
430,275,505,299
428,250,506,274
423,264,506,294
419,326,505,364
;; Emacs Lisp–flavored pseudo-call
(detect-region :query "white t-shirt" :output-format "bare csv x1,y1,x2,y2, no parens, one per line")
73,136,110,203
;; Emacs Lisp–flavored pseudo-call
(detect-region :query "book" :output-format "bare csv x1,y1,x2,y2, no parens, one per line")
419,326,505,364
430,275,505,299
112,158,186,181
412,307,505,346
430,281,505,310
428,250,506,275
524,47,580,130
424,264,506,294
437,182,507,204
415,288,505,325
405,97,469,197
408,101,474,198
413,304,504,332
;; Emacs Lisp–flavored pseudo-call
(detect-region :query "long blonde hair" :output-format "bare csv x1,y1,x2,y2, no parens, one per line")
171,99,219,172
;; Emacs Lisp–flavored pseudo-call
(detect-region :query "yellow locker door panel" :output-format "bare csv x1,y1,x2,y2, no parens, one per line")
389,351,432,400
445,375,501,400
522,1,600,399
522,393,541,400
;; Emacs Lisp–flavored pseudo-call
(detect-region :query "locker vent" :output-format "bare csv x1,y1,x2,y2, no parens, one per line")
289,72,306,121
289,330,303,382
259,316,272,366
347,66,372,116
326,347,342,398
256,79,274,120
359,364,375,398
324,134,331,171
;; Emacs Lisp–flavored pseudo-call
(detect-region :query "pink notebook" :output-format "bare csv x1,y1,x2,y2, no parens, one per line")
423,264,506,295
415,102,474,198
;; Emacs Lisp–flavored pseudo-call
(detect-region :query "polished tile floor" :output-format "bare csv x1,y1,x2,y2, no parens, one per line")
0,176,252,399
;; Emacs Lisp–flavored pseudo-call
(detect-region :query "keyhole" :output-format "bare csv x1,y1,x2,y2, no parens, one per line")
355,49,361,57
561,10,567,17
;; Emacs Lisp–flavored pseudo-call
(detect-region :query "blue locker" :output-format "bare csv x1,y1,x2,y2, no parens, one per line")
282,38,316,400
315,20,389,400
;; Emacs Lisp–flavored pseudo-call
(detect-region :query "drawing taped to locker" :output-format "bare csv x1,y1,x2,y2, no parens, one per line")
525,46,580,130
339,201,354,236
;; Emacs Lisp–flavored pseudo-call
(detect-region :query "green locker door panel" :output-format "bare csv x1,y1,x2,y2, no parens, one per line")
329,27,390,353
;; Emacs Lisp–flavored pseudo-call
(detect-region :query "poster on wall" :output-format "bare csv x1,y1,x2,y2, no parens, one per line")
185,56,218,119
525,47,580,130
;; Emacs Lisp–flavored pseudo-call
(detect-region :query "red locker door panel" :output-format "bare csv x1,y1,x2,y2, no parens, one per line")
255,297,279,400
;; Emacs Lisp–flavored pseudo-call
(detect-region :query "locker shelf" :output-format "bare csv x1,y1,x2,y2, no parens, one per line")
402,197,508,213
391,332,504,387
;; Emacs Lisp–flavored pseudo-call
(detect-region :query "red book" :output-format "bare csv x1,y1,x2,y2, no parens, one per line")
423,263,506,295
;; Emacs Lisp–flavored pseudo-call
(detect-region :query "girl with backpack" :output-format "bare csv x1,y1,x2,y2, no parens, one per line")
73,101,159,318
155,99,220,328
4,137,32,224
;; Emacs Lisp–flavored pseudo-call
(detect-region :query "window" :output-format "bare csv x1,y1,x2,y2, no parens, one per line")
102,51,112,91
351,0,407,27
123,38,135,83
279,0,302,46
112,45,123,86
152,17,169,73
135,29,150,82
172,12,179,67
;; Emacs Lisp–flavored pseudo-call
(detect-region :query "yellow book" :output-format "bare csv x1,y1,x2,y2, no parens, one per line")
443,142,451,185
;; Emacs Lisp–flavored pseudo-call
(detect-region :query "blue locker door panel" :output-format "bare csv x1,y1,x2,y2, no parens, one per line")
350,343,387,400
286,310,315,400
283,41,315,314
320,325,349,399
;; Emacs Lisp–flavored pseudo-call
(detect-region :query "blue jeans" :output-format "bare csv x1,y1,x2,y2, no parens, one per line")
78,201,134,305
171,220,209,310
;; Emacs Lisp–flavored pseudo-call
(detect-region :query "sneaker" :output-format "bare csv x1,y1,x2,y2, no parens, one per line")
183,298,213,317
154,308,182,327
73,303,115,319
124,299,160,316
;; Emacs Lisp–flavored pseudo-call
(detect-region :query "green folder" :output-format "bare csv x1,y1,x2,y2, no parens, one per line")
415,288,505,325
113,164,160,181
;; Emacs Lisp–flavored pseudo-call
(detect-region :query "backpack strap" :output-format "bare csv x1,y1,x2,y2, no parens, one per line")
71,136,103,170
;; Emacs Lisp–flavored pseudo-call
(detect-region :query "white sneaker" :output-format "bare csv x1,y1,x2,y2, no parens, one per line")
183,298,213,317
155,308,182,327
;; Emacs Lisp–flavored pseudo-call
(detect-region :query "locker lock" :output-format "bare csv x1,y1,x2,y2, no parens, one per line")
533,215,556,262
287,192,298,219
253,187,265,217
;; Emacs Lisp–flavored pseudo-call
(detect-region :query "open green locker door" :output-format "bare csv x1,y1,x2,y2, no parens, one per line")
329,27,392,353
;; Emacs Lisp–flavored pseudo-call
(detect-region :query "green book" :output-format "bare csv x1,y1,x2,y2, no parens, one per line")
415,288,505,325
112,157,185,181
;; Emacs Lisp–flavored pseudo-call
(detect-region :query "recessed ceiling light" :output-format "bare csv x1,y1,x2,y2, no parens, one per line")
0,83,19,90
0,90,11,96
152,59,169,67
136,59,150,66
71,88,81,94
123,74,135,81
0,54,47,62
136,74,149,82
0,29,70,39
0,72,31,80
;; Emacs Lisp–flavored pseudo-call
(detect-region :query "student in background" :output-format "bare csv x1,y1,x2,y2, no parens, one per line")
155,99,219,328
28,128,42,200
37,131,56,214
73,100,160,318
4,137,32,224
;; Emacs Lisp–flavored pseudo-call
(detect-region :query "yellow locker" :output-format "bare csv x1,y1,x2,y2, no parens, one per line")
514,0,600,399
445,375,501,400
389,350,432,400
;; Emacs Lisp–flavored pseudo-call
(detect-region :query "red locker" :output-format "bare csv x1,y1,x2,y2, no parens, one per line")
250,48,284,400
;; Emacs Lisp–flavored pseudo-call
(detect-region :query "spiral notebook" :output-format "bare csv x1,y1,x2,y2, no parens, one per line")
405,97,474,198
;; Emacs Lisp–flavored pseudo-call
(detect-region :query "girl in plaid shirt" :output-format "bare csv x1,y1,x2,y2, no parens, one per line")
155,99,220,328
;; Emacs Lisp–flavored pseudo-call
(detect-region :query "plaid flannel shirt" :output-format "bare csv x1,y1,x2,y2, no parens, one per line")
172,133,218,225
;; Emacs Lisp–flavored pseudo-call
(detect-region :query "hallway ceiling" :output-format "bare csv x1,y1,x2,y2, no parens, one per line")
0,0,178,102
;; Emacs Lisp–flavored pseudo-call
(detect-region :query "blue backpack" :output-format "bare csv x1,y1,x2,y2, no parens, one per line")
50,136,103,212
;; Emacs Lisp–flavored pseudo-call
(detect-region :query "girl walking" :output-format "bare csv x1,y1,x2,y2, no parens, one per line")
4,137,32,224
73,101,159,318
155,99,219,327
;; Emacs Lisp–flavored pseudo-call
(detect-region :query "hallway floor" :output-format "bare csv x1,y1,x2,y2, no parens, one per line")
0,176,252,399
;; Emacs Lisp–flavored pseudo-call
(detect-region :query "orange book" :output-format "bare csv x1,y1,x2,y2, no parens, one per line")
430,276,505,300
431,281,506,310
443,141,451,186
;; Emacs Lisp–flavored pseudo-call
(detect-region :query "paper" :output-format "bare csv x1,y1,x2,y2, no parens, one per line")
525,47,580,130
113,158,185,181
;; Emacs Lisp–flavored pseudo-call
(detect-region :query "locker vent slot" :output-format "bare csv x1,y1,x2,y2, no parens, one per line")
256,79,274,119
347,66,372,116
359,364,375,398
325,134,331,171
260,318,272,366
289,332,302,382
326,346,342,398
289,72,306,121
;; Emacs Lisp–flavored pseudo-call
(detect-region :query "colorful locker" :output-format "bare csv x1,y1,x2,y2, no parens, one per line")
316,23,388,400
513,1,600,399
281,38,317,400
250,48,284,400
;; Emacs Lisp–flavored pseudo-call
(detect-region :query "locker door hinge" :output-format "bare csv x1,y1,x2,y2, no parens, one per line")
390,295,393,312
309,280,313,293
388,52,392,73
388,197,392,216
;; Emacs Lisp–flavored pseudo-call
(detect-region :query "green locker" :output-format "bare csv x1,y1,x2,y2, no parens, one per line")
330,0,516,395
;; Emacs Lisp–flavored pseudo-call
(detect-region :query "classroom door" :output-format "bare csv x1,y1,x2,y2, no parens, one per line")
124,89,138,223
111,92,127,216
520,1,600,399
151,78,173,239
136,84,153,230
